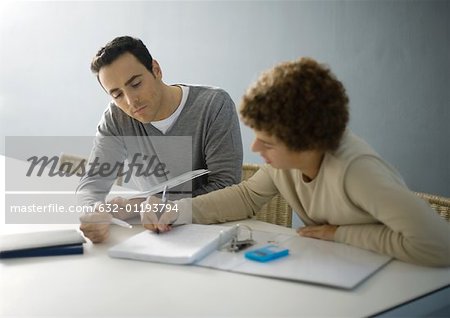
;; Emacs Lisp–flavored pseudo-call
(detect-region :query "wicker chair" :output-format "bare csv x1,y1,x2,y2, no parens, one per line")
242,163,292,227
415,192,450,222
58,153,123,186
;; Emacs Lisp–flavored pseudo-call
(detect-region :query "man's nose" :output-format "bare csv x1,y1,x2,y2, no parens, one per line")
126,93,140,107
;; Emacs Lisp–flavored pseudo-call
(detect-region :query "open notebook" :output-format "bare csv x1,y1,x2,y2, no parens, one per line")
108,224,391,289
196,230,392,289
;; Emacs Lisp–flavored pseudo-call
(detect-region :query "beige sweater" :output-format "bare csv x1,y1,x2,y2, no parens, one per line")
183,131,450,266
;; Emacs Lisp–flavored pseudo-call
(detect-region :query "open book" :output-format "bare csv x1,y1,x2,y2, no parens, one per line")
108,224,238,264
108,224,391,289
116,169,209,199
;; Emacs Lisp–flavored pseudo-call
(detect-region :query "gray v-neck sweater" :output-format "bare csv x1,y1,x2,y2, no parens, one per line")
77,85,243,205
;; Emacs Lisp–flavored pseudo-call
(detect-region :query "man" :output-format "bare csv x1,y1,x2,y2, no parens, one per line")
144,57,450,266
78,36,243,243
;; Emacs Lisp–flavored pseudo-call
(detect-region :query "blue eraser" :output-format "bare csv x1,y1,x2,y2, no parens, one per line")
244,245,289,262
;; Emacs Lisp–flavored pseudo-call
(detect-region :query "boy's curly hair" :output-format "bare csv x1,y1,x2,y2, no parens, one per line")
240,57,349,151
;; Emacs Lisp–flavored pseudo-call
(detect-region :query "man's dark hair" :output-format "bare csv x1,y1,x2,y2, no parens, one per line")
90,36,153,74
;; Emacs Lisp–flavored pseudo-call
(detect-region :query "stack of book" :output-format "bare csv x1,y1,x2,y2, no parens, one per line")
0,229,85,258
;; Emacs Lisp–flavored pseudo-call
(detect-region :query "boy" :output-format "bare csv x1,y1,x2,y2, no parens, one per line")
144,57,450,266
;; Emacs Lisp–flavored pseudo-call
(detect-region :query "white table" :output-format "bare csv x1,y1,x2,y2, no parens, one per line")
1,156,449,317
1,219,449,317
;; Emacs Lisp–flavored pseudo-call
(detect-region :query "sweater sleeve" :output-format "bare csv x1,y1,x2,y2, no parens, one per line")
76,106,126,206
192,90,243,196
335,156,450,266
182,166,279,224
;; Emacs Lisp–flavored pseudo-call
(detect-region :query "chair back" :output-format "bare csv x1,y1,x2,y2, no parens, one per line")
59,153,87,175
415,192,450,222
242,164,292,227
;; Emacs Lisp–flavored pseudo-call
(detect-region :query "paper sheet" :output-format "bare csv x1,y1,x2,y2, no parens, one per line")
124,169,209,199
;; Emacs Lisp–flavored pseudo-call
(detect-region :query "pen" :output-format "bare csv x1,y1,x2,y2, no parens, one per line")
94,201,133,228
111,217,133,229
161,185,168,204
156,185,169,234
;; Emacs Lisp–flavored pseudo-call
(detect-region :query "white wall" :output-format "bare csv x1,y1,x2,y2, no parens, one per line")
1,1,448,196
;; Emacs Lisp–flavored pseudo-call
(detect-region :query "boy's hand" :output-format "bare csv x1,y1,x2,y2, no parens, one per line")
297,225,338,241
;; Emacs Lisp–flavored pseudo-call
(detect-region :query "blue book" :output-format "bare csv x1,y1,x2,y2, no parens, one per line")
0,243,83,258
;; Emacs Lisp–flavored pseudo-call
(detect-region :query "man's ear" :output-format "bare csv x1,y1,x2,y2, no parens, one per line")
152,60,162,79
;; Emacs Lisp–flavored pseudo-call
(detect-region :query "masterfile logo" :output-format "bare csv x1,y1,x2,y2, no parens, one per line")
26,153,169,183
4,136,193,224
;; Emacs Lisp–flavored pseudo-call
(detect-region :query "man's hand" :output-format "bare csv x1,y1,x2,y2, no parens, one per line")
140,196,178,233
79,205,112,243
107,196,144,220
297,224,338,241
107,196,129,220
